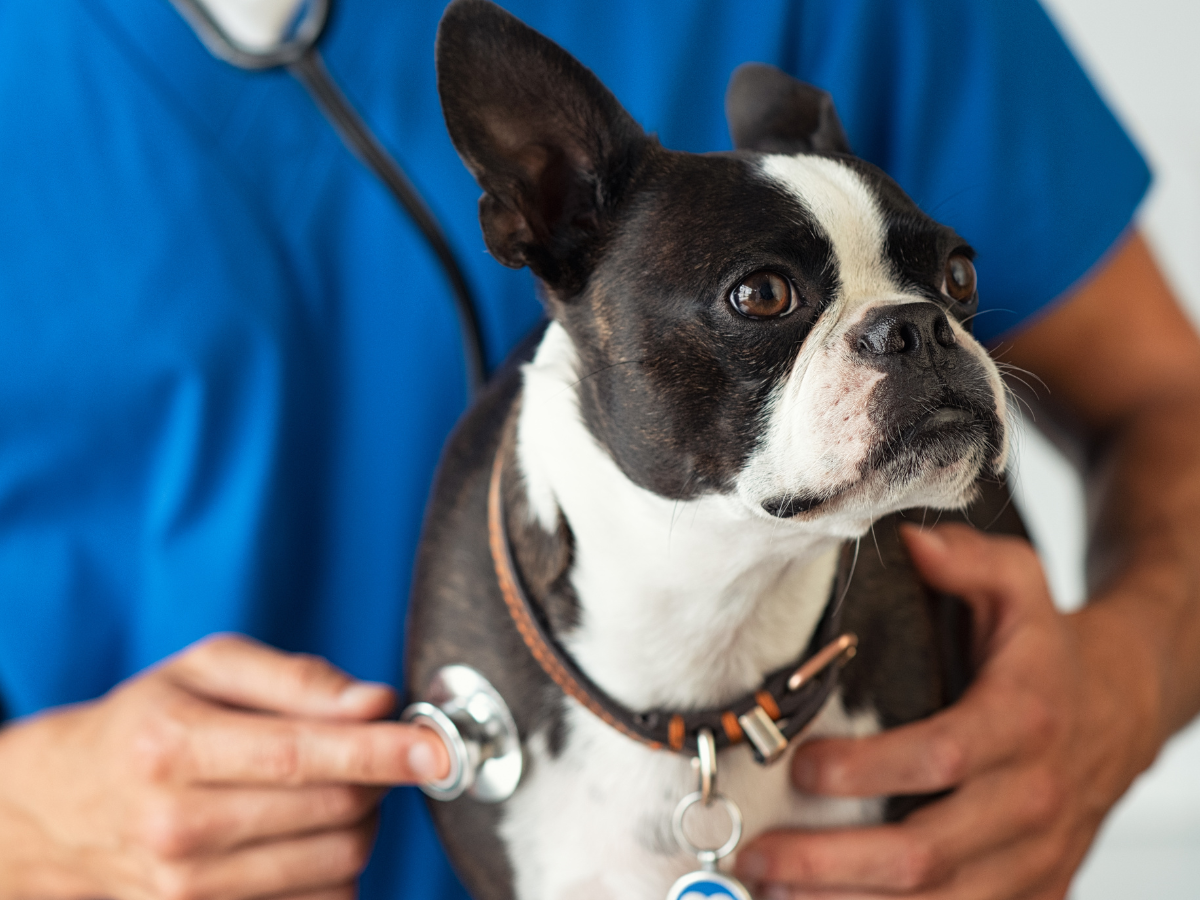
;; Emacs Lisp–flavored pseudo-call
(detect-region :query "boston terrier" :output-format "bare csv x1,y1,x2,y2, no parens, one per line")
407,2,1021,897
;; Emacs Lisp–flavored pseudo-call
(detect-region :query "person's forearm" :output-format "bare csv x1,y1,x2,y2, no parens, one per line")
1083,395,1200,749
999,230,1200,780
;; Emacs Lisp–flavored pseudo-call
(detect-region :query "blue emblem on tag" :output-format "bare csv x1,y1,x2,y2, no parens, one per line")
666,870,753,900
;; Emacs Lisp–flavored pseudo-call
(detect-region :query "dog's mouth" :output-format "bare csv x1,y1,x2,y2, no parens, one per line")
863,395,1004,494
898,403,982,447
760,400,1000,520
761,491,834,519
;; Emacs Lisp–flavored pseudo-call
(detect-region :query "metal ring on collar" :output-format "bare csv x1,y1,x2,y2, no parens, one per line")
401,702,470,800
672,791,744,864
696,727,717,805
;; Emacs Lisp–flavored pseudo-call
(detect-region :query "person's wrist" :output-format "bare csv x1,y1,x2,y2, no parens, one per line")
1069,594,1166,796
0,720,99,900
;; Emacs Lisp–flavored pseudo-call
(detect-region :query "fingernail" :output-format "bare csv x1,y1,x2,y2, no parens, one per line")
736,850,768,880
339,681,391,710
408,738,445,781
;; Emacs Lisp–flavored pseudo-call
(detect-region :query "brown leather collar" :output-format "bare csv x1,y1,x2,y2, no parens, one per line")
487,447,859,763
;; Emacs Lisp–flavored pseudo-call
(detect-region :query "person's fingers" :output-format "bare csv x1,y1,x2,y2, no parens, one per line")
753,871,1071,900
914,832,1078,900
163,635,396,722
897,762,1066,883
132,699,449,786
736,822,940,894
135,785,386,857
895,825,1079,900
900,524,1050,624
738,763,1064,895
148,817,377,900
791,677,1054,797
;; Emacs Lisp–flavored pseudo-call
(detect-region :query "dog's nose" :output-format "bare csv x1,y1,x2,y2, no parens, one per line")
853,303,956,361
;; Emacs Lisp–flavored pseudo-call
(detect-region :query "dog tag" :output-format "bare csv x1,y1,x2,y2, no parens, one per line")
666,867,753,900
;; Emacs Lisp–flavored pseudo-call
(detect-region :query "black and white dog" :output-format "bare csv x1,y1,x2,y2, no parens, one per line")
408,2,1019,897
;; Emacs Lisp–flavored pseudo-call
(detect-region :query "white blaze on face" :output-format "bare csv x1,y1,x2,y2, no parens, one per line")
736,154,1008,530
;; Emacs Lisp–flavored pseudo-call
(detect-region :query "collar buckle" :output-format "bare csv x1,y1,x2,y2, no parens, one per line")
737,706,789,763
739,632,860,763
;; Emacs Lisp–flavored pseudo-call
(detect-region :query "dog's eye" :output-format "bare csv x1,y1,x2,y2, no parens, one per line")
944,254,976,303
730,271,796,319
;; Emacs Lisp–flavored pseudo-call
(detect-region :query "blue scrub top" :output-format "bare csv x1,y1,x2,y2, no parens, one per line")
0,0,1148,897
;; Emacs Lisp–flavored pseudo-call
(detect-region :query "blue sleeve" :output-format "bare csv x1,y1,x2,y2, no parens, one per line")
787,0,1151,341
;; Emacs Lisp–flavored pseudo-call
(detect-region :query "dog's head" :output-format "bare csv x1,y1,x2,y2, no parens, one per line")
438,0,1008,537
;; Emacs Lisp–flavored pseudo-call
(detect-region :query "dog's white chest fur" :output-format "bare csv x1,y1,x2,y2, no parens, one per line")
501,698,881,900
502,324,884,899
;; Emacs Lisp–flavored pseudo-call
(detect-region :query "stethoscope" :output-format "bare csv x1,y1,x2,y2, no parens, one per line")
171,0,489,396
172,0,516,801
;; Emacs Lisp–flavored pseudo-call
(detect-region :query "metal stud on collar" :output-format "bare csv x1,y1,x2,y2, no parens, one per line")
787,632,858,691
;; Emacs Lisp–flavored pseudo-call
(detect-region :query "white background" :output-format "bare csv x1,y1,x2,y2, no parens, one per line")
1013,1,1200,895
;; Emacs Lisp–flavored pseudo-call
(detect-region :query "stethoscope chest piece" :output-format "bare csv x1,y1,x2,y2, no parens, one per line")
402,665,523,802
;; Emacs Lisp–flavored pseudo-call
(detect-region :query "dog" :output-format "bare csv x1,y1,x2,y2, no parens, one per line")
407,2,1021,897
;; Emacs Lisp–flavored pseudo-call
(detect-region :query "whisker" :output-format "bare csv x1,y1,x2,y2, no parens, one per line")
982,480,1018,531
994,361,1050,397
869,520,886,567
958,307,1009,328
568,357,646,391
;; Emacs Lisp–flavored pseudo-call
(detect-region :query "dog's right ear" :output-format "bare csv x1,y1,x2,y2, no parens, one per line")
436,0,647,292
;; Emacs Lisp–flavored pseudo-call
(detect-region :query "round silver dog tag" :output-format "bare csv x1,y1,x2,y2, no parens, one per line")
401,665,522,802
665,869,753,900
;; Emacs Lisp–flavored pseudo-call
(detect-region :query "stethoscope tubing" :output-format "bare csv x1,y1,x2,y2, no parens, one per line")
289,51,488,395
170,0,489,395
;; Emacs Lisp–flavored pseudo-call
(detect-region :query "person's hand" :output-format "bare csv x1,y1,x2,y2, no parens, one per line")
734,524,1162,899
0,634,449,900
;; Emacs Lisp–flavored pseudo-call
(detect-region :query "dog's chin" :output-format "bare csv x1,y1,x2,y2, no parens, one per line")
759,416,1002,523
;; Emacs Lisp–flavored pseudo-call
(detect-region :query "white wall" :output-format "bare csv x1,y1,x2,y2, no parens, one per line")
1012,1,1200,895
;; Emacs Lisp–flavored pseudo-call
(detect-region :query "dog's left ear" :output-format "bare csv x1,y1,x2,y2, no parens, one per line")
436,0,648,293
725,63,851,155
